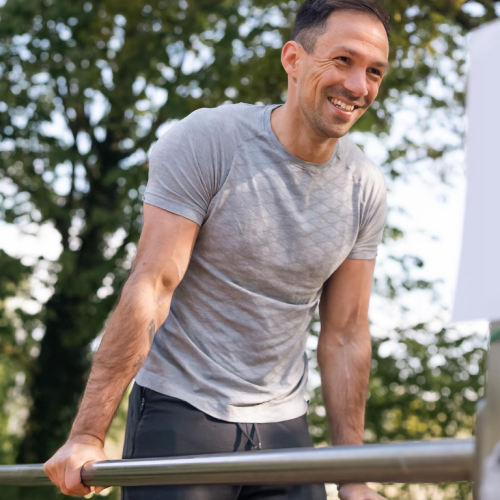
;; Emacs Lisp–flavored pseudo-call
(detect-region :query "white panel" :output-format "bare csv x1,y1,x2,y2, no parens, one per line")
452,19,500,323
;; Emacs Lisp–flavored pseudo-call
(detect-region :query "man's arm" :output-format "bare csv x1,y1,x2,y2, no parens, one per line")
43,203,200,497
318,257,385,500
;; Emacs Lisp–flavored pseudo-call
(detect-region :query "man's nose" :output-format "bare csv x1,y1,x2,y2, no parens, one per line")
342,69,368,98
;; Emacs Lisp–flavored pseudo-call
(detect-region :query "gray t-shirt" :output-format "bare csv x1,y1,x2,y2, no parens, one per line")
136,103,387,423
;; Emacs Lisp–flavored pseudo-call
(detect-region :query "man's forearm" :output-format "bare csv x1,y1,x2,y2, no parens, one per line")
69,274,172,444
317,328,372,445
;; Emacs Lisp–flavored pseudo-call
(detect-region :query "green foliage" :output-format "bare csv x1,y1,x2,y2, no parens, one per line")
0,250,36,464
0,0,498,498
366,327,484,443
309,321,486,498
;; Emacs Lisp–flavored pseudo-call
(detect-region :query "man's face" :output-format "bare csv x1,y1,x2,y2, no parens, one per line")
294,10,389,139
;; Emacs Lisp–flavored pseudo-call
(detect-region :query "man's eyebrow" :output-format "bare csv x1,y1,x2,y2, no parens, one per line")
334,46,389,69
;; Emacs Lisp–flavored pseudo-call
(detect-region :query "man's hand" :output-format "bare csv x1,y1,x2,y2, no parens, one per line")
43,434,109,497
339,483,387,500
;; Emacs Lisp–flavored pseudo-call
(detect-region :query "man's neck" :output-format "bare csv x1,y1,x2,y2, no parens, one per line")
270,102,339,164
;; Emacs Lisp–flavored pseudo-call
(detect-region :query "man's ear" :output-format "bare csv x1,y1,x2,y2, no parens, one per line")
281,41,302,82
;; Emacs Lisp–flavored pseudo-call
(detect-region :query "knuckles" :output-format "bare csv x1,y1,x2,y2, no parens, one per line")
44,442,107,496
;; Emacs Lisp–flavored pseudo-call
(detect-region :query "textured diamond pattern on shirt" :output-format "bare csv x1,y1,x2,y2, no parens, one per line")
136,102,387,423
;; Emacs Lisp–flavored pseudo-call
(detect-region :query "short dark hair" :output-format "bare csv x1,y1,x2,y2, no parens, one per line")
291,0,391,53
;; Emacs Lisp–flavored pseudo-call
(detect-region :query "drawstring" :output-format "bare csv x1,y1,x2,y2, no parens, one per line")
237,423,262,450
254,423,262,450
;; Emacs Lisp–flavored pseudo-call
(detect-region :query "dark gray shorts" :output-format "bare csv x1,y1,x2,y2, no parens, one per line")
122,383,327,500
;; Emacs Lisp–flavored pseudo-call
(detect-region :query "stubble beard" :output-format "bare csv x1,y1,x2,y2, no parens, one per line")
299,93,352,139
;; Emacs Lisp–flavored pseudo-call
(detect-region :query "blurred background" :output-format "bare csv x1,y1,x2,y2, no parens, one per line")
0,0,499,498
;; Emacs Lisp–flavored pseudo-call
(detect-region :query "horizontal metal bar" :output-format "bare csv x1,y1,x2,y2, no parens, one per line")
0,439,474,487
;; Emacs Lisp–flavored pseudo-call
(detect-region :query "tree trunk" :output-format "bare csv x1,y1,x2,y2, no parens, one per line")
16,290,93,465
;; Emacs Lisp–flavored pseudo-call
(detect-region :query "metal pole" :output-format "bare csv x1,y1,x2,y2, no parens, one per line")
474,321,500,500
0,439,474,487
473,398,486,500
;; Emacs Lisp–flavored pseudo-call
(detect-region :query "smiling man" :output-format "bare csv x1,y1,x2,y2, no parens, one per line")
44,1,391,500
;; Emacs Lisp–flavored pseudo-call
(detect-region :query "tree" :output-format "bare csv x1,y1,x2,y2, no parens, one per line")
0,250,34,464
0,0,498,498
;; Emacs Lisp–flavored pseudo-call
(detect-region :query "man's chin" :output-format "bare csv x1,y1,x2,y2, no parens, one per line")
322,107,363,137
321,124,352,139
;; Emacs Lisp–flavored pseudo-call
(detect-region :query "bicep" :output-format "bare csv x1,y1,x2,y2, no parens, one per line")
319,258,376,333
131,203,200,293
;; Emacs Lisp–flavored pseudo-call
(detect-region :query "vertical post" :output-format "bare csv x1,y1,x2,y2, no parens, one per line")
473,321,500,500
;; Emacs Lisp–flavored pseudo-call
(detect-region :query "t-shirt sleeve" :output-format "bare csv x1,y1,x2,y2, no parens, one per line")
143,110,218,226
347,170,387,260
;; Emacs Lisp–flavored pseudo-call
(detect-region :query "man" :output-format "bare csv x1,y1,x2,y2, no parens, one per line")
44,1,391,499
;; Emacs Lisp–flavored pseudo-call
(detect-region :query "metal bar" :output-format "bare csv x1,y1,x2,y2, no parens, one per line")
474,321,500,500
482,322,500,456
0,439,474,487
473,398,486,500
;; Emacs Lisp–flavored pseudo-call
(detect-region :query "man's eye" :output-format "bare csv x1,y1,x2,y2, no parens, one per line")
336,56,349,63
369,68,381,76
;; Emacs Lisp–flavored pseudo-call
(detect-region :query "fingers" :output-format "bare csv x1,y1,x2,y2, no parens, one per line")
94,486,110,494
338,483,386,500
43,441,109,497
43,457,64,492
42,460,56,486
81,459,109,495
64,460,93,497
44,457,91,497
44,457,60,494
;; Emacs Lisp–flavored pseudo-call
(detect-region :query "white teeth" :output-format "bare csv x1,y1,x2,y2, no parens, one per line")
329,97,355,112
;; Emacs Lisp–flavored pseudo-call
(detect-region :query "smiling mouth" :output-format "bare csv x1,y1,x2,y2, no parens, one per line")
327,96,359,112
